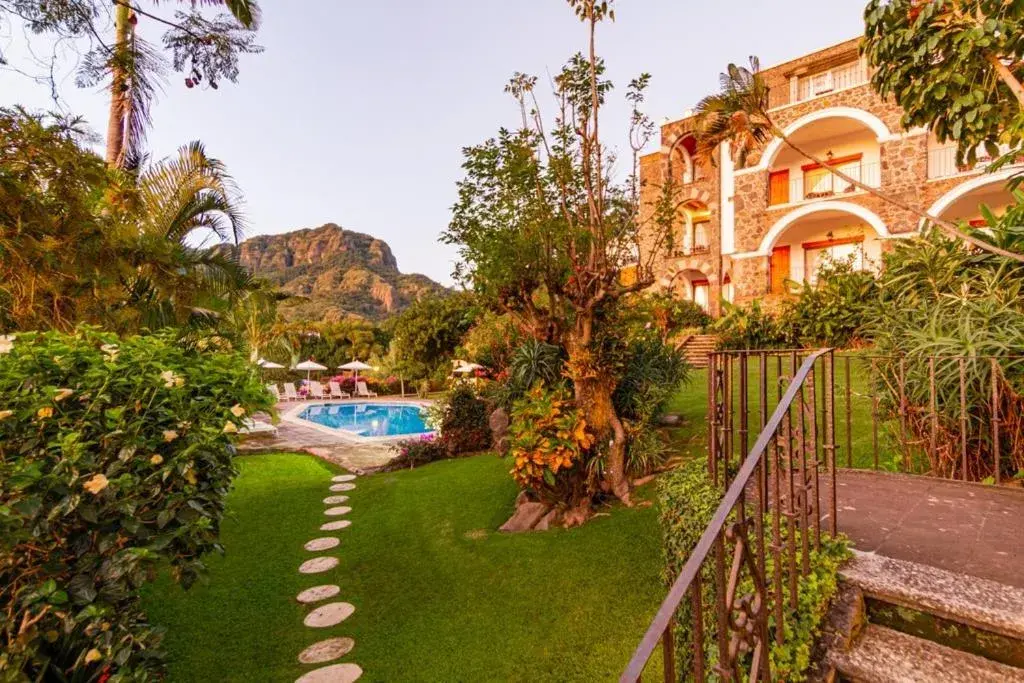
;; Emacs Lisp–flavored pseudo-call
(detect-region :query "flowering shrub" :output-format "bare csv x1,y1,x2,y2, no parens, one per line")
0,327,272,680
508,385,593,501
435,384,491,455
385,433,448,470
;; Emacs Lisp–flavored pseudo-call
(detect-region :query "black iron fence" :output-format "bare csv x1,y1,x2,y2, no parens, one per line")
621,349,838,682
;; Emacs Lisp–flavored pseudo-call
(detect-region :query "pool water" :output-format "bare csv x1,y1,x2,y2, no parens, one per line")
297,403,432,438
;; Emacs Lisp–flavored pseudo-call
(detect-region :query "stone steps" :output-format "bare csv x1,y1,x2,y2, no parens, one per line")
826,551,1024,681
677,334,718,368
831,624,1024,682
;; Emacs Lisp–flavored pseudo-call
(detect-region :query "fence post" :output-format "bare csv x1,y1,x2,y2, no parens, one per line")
928,357,938,476
991,358,1001,485
844,356,852,469
826,351,837,538
959,358,968,482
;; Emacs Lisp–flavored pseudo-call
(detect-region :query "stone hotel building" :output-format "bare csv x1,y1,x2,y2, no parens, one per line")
639,38,1016,316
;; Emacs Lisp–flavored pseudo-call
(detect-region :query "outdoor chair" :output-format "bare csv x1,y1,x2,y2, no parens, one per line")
283,382,300,401
308,381,327,400
355,381,378,398
329,381,351,400
266,383,281,402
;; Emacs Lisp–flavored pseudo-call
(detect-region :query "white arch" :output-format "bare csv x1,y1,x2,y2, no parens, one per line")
743,107,893,173
925,168,1017,220
756,200,892,255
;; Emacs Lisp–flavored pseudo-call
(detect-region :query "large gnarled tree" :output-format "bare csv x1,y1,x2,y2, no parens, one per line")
443,0,677,506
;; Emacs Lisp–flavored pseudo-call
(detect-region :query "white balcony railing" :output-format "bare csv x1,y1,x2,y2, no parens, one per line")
927,144,1011,179
769,161,881,207
768,60,869,110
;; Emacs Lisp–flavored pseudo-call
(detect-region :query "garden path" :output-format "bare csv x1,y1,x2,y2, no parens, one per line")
831,470,1024,588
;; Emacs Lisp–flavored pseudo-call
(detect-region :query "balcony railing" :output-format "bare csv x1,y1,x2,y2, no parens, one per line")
674,243,711,258
927,144,1011,180
768,161,881,207
768,61,869,110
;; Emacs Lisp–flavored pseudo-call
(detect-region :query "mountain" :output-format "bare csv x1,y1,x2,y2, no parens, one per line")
234,223,447,321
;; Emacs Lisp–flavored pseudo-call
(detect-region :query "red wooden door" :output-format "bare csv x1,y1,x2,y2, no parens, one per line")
770,246,791,294
769,170,790,206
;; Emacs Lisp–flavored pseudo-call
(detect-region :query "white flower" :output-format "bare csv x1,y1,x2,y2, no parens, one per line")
54,388,74,402
230,404,246,418
101,344,119,361
159,370,185,388
0,335,14,355
162,430,179,442
150,454,164,466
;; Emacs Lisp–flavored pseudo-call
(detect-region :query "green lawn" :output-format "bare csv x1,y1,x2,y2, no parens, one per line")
141,452,666,682
663,353,909,472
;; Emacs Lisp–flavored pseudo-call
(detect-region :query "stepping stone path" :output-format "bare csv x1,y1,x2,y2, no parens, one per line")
295,472,361,682
296,585,340,604
304,602,355,628
299,557,339,574
323,495,349,504
295,663,363,683
304,537,340,552
298,637,355,664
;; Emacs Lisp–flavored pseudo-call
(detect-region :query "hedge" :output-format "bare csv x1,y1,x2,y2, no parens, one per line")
0,327,273,681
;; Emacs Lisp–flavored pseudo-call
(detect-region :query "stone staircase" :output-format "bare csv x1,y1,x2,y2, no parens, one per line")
821,551,1024,682
677,334,718,368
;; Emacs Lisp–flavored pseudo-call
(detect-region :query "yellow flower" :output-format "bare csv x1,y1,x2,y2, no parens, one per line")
150,454,164,466
36,406,53,420
54,388,73,402
83,474,108,495
162,430,179,442
230,404,246,418
0,334,14,355
0,410,12,420
84,648,102,664
185,469,197,485
222,421,238,434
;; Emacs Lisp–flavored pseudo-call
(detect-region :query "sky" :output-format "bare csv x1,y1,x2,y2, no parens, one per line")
1,0,868,286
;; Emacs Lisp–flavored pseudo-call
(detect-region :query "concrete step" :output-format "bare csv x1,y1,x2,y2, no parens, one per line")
831,624,1024,682
840,551,1024,641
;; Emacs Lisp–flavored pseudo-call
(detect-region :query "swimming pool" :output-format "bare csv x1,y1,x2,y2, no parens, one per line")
296,403,432,438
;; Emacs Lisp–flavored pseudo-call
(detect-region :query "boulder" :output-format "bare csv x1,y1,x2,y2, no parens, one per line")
489,408,510,455
499,501,549,533
657,413,683,426
534,508,564,531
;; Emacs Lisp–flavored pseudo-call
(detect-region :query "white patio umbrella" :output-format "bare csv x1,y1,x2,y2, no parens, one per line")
257,358,285,369
294,359,328,382
453,361,484,375
338,360,374,382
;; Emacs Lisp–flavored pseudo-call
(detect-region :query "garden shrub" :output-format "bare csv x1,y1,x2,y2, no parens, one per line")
782,256,879,348
487,338,566,410
0,327,272,681
435,384,492,456
620,294,712,340
659,459,850,681
713,300,791,350
385,434,448,470
508,385,594,503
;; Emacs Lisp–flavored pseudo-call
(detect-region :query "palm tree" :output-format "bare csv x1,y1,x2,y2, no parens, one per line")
114,141,258,330
694,57,1024,262
105,0,261,167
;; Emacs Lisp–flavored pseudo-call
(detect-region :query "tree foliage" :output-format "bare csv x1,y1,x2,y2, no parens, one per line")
388,292,480,374
863,0,1024,169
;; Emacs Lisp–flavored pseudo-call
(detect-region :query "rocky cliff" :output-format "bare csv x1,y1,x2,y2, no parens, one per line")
234,223,446,321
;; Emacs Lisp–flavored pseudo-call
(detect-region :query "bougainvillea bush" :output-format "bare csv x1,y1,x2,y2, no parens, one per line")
0,327,272,681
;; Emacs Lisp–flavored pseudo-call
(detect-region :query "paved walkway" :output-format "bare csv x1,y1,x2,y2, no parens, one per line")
833,470,1024,588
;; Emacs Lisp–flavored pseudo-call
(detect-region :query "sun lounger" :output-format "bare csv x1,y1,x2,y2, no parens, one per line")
283,382,300,401
329,381,351,399
308,381,327,400
355,381,377,398
266,383,281,402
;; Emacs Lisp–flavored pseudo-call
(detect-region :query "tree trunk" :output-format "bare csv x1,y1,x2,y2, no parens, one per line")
105,4,132,167
566,318,633,506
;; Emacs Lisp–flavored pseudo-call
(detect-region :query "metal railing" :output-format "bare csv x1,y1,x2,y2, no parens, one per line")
622,349,837,682
769,161,881,207
833,354,1024,483
926,144,1011,180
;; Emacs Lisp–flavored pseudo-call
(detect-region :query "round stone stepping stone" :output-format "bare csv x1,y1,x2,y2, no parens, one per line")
329,483,356,492
296,585,340,604
303,602,355,628
299,557,339,574
332,474,357,482
304,537,340,552
295,663,362,683
323,495,349,505
297,637,355,664
324,506,352,517
320,519,351,532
